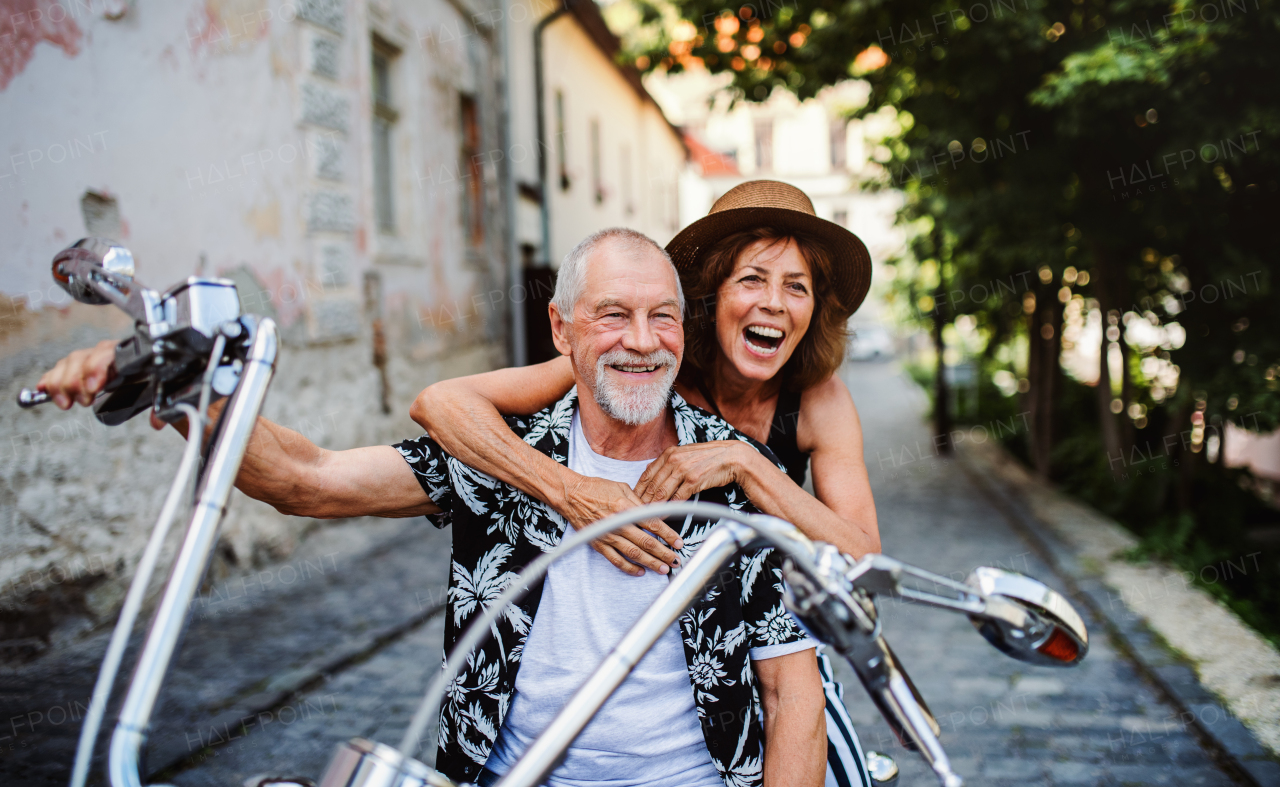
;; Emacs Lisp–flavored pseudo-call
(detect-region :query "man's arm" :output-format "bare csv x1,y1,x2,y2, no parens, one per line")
234,419,439,519
34,340,438,519
755,649,827,787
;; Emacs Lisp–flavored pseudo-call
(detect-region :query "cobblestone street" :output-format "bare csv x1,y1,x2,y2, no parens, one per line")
2,361,1246,786
825,362,1239,786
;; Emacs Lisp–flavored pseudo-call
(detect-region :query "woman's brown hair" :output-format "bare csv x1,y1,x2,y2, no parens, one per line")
680,227,850,391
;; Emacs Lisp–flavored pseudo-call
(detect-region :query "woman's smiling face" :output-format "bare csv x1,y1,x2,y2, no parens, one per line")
713,237,815,382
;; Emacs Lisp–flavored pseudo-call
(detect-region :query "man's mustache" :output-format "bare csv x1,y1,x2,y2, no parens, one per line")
597,349,678,371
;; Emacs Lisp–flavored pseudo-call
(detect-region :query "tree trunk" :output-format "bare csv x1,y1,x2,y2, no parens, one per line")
933,283,951,455
1173,396,1196,512
1027,283,1064,479
1096,311,1123,466
1118,331,1135,449
1090,246,1131,467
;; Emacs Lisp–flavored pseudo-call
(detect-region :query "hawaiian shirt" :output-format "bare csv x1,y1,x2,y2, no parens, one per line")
394,387,809,787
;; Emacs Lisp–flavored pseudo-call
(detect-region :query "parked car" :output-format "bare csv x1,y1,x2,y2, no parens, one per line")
847,323,895,361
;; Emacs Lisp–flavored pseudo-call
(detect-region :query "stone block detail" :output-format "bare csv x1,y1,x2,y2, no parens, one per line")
301,83,349,132
320,244,353,287
311,131,344,181
297,0,344,34
307,191,355,232
309,296,361,342
311,34,340,79
223,264,278,320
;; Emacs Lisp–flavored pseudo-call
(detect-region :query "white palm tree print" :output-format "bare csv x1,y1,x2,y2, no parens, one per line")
450,543,531,663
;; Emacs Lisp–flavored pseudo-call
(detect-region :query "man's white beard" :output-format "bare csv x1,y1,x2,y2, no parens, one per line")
592,349,678,426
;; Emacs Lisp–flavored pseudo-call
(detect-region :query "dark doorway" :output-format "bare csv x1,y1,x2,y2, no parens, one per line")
523,255,559,364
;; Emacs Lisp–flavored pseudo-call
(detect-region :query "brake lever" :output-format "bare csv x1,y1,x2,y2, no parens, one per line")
843,555,1087,667
23,239,246,427
783,550,965,787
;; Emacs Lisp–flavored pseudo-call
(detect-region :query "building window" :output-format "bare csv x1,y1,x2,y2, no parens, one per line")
621,144,633,216
556,90,570,191
371,35,400,234
590,119,603,205
833,208,848,227
753,119,773,172
830,119,848,170
460,94,484,247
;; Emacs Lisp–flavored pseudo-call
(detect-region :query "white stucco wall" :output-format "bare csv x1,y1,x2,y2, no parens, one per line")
504,4,686,266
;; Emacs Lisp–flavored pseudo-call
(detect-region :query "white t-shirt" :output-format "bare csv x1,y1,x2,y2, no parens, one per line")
486,410,813,786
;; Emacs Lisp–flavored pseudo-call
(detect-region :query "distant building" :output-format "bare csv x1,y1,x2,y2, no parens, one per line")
649,70,904,326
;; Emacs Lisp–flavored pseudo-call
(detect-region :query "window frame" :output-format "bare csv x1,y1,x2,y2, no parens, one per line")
371,34,401,235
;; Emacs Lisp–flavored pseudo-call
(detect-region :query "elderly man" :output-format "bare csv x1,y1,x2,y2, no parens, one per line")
36,228,826,787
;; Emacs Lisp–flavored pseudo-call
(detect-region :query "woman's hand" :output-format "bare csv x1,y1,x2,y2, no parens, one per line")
408,357,680,576
560,474,685,577
634,440,763,504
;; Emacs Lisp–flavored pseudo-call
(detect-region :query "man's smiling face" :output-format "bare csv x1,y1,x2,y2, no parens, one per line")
550,238,684,426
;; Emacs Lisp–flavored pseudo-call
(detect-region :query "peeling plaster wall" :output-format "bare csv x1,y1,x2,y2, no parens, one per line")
0,0,509,659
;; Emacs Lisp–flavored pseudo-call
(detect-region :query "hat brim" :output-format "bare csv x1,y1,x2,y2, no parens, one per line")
665,207,872,318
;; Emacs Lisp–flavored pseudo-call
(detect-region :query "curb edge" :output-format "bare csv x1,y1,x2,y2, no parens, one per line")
954,445,1280,787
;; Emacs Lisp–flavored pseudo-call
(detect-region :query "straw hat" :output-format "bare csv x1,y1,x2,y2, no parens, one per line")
666,180,872,317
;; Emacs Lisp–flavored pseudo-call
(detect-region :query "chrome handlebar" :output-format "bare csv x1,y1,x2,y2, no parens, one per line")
352,504,1087,787
17,388,51,408
108,315,278,787
18,237,244,425
17,241,281,787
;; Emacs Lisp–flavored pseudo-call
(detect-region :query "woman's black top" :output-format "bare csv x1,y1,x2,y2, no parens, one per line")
767,387,809,487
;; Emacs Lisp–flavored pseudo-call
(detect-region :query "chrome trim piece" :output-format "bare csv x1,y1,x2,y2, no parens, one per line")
17,388,51,407
866,751,900,786
319,739,458,787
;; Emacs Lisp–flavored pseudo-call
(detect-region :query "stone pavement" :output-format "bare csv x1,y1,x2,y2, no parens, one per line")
1,360,1251,786
0,517,453,786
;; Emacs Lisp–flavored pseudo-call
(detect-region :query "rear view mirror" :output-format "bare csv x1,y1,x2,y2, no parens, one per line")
52,237,135,305
965,567,1088,667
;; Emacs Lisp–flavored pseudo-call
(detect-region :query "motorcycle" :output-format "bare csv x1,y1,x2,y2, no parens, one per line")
19,240,1089,787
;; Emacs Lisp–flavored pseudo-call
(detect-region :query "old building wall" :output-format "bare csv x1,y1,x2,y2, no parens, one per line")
0,0,509,658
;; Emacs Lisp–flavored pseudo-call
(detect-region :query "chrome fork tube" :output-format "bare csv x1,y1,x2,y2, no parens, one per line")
494,521,758,787
108,318,278,787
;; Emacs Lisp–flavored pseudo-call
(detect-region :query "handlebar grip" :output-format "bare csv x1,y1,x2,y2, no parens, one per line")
18,389,51,408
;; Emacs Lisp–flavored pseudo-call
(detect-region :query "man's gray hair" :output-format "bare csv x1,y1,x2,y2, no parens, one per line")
551,227,684,322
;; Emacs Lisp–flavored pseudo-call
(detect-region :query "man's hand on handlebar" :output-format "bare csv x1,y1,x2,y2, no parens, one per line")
37,340,117,410
37,342,198,432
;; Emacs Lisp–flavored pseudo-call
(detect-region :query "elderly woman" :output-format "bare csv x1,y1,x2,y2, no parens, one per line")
413,180,883,786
